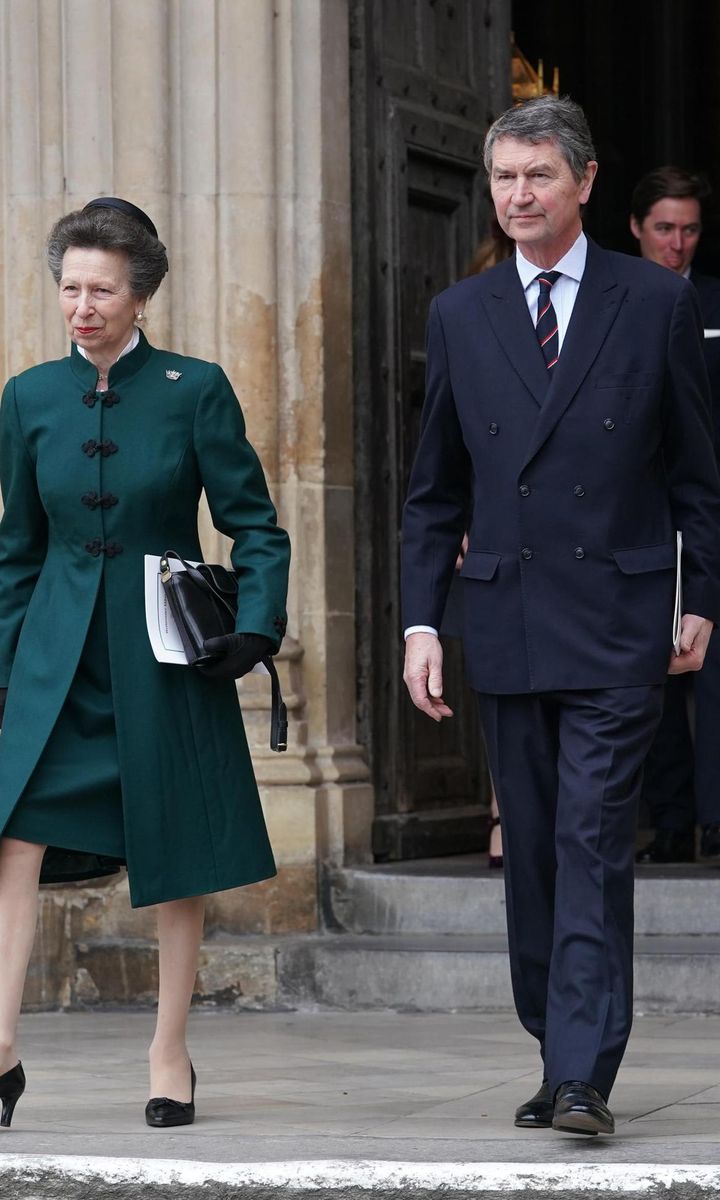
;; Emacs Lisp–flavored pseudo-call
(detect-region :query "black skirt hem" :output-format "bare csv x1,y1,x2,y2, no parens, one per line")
40,847,126,886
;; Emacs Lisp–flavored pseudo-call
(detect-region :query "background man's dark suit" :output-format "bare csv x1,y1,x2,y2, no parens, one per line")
402,239,720,1097
692,269,720,451
641,268,720,842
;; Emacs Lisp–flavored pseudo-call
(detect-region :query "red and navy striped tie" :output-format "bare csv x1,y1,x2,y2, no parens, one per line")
535,270,562,370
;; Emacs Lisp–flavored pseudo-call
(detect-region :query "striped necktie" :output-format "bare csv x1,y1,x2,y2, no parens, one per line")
535,270,562,371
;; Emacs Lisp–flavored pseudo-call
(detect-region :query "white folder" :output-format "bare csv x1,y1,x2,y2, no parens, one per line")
672,531,683,656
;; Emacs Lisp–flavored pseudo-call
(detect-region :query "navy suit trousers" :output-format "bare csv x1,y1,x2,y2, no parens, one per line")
478,685,664,1099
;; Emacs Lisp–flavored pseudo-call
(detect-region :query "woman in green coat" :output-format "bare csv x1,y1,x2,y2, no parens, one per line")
0,198,290,1128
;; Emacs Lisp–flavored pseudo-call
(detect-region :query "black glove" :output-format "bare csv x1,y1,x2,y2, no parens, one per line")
198,633,274,679
0,688,6,730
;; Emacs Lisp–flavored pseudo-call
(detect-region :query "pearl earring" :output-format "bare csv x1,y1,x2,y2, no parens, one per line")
136,310,145,322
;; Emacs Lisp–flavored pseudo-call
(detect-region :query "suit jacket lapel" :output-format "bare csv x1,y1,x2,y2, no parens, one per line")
480,258,549,409
520,239,627,472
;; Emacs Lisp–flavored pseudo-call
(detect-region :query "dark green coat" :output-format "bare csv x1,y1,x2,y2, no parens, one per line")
0,333,290,907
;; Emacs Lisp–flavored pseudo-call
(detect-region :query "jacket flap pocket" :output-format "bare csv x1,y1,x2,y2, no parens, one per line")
460,551,501,581
596,372,655,389
612,543,676,574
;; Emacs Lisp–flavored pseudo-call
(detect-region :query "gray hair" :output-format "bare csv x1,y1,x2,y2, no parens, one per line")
484,96,596,183
47,206,168,299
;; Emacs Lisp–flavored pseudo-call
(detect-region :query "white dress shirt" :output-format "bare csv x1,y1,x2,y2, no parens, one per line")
515,230,587,352
405,231,588,640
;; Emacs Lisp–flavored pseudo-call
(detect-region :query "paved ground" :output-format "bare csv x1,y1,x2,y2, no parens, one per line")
1,1012,720,1190
1,1010,719,1195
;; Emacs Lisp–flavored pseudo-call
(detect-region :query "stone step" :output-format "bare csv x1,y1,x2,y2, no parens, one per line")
279,932,720,1015
2,1156,720,1200
72,930,720,1015
328,859,720,936
73,934,280,1011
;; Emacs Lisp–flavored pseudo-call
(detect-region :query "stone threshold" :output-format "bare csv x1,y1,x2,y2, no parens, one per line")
1,1156,719,1199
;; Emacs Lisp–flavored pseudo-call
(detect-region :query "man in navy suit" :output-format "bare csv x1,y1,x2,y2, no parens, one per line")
629,166,720,864
401,98,720,1137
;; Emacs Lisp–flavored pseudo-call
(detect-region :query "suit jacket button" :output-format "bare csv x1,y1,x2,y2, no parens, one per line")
603,417,615,430
519,484,531,497
488,422,499,435
521,547,533,561
574,547,585,559
573,485,585,497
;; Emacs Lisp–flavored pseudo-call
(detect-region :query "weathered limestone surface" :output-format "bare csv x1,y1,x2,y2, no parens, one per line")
0,0,373,1006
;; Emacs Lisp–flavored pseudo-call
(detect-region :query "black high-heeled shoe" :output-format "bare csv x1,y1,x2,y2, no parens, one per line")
487,814,503,870
145,1063,196,1128
0,1062,26,1129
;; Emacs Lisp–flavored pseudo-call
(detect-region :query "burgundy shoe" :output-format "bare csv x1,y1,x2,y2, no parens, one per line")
487,814,503,869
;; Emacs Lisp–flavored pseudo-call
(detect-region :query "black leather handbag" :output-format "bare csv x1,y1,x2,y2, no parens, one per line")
159,551,287,752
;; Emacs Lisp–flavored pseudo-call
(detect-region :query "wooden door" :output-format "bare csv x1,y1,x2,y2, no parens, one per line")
351,0,511,859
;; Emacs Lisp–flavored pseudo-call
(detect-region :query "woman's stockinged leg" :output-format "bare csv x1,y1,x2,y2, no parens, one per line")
149,895,205,1101
0,838,46,1075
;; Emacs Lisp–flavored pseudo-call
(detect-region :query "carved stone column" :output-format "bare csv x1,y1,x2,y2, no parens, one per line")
267,0,373,867
0,0,372,965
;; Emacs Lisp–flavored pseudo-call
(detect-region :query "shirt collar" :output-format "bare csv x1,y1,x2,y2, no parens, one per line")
69,328,153,390
76,326,140,364
515,230,588,291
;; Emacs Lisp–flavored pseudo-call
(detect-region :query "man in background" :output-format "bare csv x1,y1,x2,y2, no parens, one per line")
631,166,720,864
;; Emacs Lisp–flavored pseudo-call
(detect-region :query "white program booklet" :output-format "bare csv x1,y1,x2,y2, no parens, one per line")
704,329,720,339
144,554,268,674
673,531,683,656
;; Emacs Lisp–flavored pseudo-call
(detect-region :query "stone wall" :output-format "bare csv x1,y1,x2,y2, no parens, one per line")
0,0,373,1000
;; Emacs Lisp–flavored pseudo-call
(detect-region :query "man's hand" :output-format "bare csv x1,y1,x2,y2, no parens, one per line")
667,614,714,674
455,532,469,572
403,632,454,722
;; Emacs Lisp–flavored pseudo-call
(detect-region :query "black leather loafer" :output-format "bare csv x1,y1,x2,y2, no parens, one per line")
514,1079,553,1128
552,1080,614,1136
145,1064,196,1128
635,829,694,864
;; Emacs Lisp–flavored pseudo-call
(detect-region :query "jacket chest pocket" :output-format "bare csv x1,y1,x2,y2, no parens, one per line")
595,373,656,425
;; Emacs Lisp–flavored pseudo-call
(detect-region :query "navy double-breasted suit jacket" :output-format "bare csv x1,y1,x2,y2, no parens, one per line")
401,238,720,694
